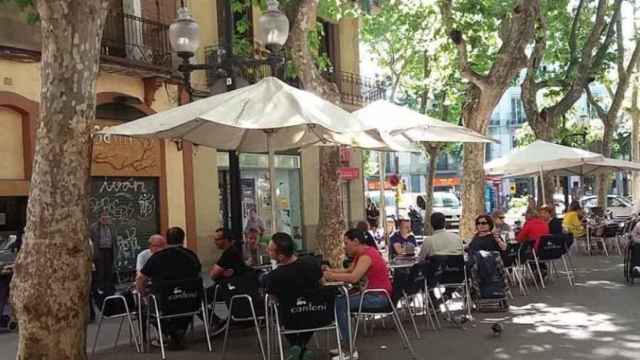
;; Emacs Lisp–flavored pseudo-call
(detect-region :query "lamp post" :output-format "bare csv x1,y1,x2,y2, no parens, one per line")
169,0,289,242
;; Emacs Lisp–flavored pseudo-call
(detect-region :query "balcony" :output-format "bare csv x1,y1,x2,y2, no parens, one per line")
101,11,172,73
204,46,386,107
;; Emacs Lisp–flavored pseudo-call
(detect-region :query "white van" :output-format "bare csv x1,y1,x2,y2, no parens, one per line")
417,192,462,228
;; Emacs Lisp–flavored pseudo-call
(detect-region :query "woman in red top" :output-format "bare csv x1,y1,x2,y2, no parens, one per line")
324,229,392,358
516,208,550,250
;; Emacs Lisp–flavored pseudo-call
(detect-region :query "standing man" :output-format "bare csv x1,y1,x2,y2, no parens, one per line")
389,219,416,259
90,211,115,292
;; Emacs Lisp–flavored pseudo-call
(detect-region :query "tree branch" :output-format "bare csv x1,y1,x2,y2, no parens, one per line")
565,0,586,78
438,0,488,90
585,85,609,121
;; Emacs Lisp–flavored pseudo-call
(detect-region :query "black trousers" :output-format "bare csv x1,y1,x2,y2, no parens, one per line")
95,248,114,291
285,332,314,348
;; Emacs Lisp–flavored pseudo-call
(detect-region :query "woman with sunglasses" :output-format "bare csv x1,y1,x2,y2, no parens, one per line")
467,214,507,252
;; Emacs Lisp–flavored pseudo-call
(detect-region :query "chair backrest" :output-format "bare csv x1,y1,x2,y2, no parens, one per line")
502,243,520,268
561,233,574,254
217,270,264,318
151,278,203,316
391,263,424,303
536,235,565,260
602,223,621,238
276,287,337,331
430,255,466,285
517,241,535,262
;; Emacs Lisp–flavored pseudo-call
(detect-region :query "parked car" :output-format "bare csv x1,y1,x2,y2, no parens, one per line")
580,195,636,219
417,191,462,228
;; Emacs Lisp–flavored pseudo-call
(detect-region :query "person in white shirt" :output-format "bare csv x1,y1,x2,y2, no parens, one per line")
418,212,464,261
136,234,167,273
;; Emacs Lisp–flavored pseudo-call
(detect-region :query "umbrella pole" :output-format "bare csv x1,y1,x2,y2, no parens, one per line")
378,151,387,243
539,166,546,205
267,131,279,234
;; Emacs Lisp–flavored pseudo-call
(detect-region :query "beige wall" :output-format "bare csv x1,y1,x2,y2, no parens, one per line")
190,0,219,88
193,146,221,268
338,18,360,75
0,107,24,180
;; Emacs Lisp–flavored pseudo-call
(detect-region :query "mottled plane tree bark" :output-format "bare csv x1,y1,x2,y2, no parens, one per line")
10,1,109,359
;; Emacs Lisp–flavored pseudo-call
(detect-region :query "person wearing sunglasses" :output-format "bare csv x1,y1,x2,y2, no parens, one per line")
467,214,507,252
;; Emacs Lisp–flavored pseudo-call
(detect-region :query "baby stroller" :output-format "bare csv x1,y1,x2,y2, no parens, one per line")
467,250,510,312
624,240,640,285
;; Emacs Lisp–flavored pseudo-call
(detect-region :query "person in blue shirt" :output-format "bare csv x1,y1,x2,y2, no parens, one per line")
389,218,416,259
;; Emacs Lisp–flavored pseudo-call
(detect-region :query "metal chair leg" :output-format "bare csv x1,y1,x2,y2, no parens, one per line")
91,302,107,355
201,302,213,352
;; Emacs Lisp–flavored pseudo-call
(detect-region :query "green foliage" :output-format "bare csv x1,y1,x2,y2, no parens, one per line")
1,0,37,23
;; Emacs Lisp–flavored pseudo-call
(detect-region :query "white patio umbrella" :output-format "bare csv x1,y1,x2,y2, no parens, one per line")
485,140,640,203
351,100,498,239
100,77,388,233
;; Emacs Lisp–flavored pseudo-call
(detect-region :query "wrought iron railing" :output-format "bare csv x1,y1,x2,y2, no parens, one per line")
322,70,386,107
101,11,172,70
204,46,386,107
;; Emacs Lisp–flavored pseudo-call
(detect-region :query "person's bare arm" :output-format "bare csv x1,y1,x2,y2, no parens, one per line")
209,264,226,279
495,234,507,251
135,272,147,294
325,260,355,274
324,255,371,284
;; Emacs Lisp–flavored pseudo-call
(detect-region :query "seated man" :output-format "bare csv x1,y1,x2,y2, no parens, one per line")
418,212,463,261
324,229,392,360
389,219,416,259
136,234,167,274
264,233,323,360
136,227,201,350
209,228,250,280
516,208,550,250
539,206,564,235
242,228,268,266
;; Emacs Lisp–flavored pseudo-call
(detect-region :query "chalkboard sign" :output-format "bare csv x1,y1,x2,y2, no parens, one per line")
89,177,159,273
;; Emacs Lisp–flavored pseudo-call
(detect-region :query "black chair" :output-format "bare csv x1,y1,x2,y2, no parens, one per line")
591,223,621,256
536,235,575,287
91,290,141,355
502,243,527,296
269,287,341,360
429,255,471,321
391,264,425,337
516,241,541,290
147,278,212,359
216,270,266,360
351,288,418,359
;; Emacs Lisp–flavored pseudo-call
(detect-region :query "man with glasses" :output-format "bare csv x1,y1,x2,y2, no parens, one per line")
491,210,511,234
209,228,249,280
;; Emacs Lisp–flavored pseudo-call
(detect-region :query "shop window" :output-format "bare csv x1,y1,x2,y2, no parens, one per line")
0,107,25,180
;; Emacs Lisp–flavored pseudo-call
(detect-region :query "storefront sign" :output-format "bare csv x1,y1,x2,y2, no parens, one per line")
367,179,393,190
338,167,360,181
433,177,460,187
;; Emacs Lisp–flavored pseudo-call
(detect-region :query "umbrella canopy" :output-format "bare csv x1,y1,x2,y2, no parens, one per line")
485,140,607,176
99,77,391,234
507,155,640,177
101,77,386,152
352,100,497,149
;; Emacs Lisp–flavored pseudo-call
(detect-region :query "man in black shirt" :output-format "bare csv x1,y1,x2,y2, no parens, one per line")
264,233,322,360
136,227,201,350
209,228,249,279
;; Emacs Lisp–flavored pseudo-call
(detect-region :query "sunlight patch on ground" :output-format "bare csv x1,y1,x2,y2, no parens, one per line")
509,303,623,340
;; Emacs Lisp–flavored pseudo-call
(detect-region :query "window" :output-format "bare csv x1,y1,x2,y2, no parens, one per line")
433,193,460,208
510,97,524,124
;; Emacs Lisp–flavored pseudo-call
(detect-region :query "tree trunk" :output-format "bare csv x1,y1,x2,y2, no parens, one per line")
597,125,615,208
631,86,640,204
287,0,344,265
11,1,109,359
459,88,500,239
423,143,440,236
529,114,556,207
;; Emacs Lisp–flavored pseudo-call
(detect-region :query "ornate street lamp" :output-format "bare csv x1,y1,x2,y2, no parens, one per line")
168,0,290,242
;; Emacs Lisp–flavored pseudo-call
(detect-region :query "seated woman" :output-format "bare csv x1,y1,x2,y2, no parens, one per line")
324,229,392,359
467,215,507,252
563,200,586,239
491,210,511,234
539,205,563,235
516,208,550,250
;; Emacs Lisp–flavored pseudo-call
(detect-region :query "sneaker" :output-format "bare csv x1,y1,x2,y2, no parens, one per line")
286,345,303,360
331,350,358,360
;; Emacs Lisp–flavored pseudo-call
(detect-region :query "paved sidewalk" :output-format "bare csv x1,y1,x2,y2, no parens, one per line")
3,255,640,359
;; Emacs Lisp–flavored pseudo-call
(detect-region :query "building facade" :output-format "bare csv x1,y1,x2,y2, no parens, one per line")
0,0,378,271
